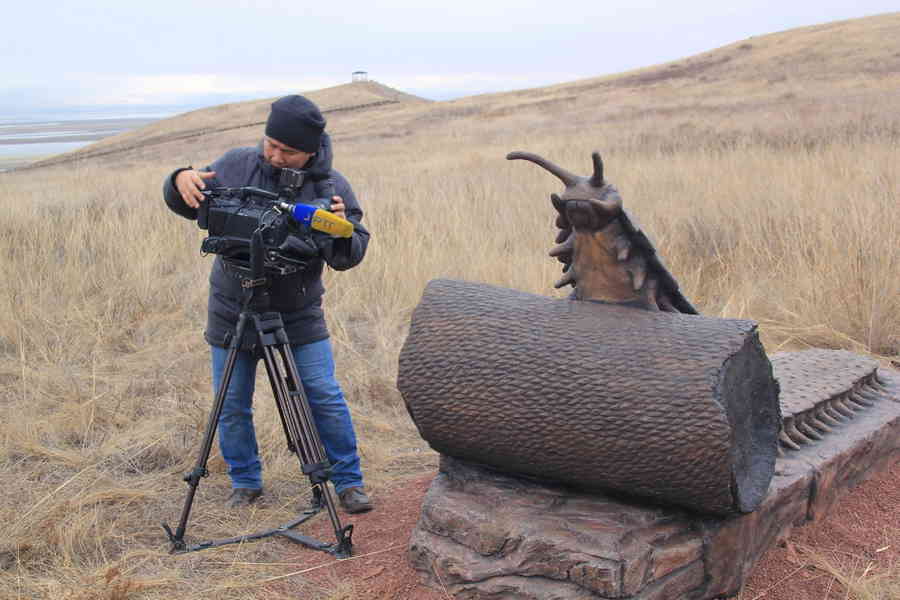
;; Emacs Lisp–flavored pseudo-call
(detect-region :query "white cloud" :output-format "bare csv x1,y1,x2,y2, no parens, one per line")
69,73,347,105
15,71,588,107
390,73,567,89
376,72,588,99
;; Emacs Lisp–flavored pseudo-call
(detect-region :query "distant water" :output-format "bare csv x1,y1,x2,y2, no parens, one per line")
0,104,200,169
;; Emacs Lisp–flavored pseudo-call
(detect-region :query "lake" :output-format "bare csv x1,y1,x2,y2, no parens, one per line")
0,105,198,170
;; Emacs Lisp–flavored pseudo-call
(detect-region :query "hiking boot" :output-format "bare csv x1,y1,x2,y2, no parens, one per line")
225,487,262,508
338,487,373,514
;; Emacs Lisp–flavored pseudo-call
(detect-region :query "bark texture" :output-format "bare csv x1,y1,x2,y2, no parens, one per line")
398,278,781,515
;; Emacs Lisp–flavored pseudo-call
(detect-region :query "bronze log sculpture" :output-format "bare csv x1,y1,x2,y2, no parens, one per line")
398,279,780,515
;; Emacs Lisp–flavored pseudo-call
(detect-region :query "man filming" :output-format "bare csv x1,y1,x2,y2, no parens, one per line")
162,95,373,514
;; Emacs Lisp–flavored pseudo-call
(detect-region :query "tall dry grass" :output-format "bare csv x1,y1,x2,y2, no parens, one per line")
803,543,900,600
0,103,897,598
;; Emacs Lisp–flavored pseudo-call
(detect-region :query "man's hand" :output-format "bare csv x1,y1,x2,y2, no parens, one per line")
175,169,217,209
330,195,346,219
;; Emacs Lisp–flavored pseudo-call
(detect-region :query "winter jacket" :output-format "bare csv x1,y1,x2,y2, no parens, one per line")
163,133,369,350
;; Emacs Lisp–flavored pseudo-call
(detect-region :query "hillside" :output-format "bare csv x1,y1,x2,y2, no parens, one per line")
25,80,429,169
23,11,900,172
374,10,900,153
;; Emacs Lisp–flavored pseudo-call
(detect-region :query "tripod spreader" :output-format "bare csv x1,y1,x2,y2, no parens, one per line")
164,507,354,558
302,461,332,485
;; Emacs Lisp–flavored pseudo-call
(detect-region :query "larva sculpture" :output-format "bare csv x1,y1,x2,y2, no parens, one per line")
506,150,697,313
399,151,899,599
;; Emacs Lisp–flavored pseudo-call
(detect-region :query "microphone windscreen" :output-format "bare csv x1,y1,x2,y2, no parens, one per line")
288,203,353,238
310,209,354,238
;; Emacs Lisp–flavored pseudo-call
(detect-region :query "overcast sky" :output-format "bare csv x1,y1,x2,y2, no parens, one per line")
2,0,896,111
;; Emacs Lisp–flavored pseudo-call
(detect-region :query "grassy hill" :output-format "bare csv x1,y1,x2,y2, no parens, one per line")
26,81,429,169
26,12,900,172
0,11,897,600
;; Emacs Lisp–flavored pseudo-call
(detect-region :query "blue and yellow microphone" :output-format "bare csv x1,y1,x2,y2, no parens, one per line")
278,202,354,238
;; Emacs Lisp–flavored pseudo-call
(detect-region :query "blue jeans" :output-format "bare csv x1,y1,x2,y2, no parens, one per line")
210,338,363,493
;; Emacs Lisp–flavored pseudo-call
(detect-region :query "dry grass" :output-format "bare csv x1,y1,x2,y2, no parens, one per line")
803,547,900,600
738,536,900,600
1,12,899,600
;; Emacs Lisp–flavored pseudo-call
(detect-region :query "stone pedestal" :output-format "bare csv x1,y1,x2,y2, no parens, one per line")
408,370,899,599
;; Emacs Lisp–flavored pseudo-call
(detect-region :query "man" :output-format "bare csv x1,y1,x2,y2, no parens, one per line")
162,95,373,513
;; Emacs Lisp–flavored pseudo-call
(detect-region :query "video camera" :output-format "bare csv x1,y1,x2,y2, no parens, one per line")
197,168,353,275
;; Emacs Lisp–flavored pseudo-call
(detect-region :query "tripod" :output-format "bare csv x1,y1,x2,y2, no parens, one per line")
162,235,353,557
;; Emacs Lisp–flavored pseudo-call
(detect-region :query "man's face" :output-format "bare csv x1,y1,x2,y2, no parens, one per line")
263,136,315,169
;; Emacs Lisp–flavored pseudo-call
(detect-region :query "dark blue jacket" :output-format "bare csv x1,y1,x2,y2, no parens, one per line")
163,134,369,350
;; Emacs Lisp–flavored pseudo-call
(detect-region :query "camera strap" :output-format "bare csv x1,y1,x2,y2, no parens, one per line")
313,175,336,200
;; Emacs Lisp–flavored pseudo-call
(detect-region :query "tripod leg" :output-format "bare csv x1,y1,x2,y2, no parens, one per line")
163,313,250,552
260,345,345,528
254,313,352,557
262,356,298,455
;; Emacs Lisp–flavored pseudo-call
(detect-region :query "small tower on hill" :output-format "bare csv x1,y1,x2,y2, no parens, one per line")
352,71,369,83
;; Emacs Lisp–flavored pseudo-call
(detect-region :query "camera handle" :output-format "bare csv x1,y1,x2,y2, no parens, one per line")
162,231,353,558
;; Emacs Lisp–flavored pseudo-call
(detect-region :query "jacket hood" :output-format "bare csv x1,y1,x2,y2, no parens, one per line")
255,131,334,181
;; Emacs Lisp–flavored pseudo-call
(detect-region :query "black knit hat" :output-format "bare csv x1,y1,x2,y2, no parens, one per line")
265,95,326,153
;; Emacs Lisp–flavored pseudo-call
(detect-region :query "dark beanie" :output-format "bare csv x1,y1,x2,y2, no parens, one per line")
265,95,326,153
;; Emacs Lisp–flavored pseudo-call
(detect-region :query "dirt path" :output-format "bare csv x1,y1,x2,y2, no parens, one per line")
281,462,898,599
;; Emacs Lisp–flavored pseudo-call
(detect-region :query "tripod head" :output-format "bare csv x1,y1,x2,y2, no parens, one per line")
229,227,280,314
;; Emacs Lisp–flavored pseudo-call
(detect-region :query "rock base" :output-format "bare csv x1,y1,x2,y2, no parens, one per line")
408,370,899,599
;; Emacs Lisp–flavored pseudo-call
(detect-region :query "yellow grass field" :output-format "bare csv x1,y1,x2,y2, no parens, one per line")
0,12,897,600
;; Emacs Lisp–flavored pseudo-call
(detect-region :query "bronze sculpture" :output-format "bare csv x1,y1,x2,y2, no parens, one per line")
506,151,696,313
399,151,899,599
